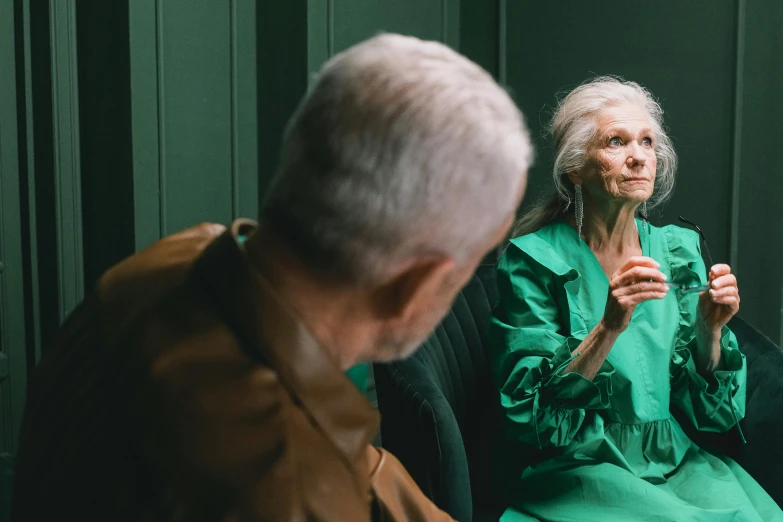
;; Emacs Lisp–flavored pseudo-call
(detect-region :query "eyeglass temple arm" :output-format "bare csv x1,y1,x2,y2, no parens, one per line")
678,215,716,269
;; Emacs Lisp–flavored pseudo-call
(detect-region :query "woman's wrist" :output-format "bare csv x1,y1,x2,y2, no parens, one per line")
694,322,723,374
695,318,722,343
598,318,625,338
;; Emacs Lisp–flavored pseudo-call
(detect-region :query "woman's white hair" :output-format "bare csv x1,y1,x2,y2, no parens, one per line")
511,75,677,239
263,33,533,284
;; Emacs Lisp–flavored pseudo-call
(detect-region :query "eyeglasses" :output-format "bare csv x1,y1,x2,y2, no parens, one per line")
661,215,714,294
664,281,711,294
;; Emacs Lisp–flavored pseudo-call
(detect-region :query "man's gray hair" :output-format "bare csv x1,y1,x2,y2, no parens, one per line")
263,33,532,284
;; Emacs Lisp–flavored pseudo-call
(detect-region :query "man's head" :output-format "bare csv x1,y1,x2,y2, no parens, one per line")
261,34,532,363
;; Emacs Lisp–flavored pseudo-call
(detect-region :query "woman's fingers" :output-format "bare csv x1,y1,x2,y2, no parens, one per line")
709,264,732,279
622,290,669,305
709,286,739,299
613,266,667,288
615,256,660,277
711,273,737,290
711,295,740,305
613,281,670,297
710,295,740,312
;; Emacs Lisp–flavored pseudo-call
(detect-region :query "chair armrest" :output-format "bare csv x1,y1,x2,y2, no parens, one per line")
728,316,783,506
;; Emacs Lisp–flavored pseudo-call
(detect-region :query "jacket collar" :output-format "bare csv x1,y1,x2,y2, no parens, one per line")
190,220,379,473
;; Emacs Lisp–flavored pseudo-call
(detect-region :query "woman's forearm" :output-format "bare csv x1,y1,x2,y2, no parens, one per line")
565,321,622,380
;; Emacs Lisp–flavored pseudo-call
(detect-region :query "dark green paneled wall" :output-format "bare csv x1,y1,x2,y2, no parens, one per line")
505,0,737,253
502,0,783,346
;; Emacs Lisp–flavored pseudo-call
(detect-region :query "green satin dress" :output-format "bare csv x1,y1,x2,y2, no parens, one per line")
489,219,783,522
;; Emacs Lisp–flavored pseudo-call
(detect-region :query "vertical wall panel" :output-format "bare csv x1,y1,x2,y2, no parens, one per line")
49,0,84,319
307,0,331,74
130,0,259,250
129,0,162,249
0,0,29,454
232,0,259,220
729,0,746,271
497,0,506,85
158,0,233,234
735,0,783,344
330,0,460,55
21,0,42,364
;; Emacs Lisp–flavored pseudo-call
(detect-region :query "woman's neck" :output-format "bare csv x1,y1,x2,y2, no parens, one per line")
581,200,640,255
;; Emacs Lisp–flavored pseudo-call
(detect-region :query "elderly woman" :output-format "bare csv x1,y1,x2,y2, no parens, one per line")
490,77,783,521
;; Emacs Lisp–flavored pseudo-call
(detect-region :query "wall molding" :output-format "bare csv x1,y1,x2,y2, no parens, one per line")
231,0,259,220
729,0,746,272
129,0,163,250
307,0,329,74
0,0,29,453
497,0,507,85
22,0,41,363
49,0,84,319
442,0,460,50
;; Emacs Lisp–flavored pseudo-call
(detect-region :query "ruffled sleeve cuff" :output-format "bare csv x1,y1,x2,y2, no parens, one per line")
502,337,615,448
670,325,747,434
541,338,615,410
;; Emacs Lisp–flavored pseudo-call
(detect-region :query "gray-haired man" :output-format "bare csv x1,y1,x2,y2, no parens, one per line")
13,34,532,521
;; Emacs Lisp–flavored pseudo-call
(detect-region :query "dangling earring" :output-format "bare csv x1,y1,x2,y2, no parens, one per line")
642,201,648,232
574,184,584,238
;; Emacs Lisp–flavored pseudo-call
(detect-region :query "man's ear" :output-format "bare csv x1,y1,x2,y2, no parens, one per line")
372,255,456,322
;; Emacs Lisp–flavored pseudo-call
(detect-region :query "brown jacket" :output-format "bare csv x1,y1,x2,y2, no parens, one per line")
12,220,455,522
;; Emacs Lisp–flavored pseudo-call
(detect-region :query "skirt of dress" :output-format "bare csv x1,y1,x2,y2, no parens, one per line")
501,419,783,522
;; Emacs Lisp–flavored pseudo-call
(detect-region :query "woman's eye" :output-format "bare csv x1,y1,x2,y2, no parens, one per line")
642,137,653,147
609,137,622,147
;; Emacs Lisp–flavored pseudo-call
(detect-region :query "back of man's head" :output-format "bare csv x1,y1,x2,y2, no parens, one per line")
263,33,533,285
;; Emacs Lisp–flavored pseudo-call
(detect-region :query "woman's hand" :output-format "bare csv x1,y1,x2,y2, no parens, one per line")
569,256,667,380
602,256,669,333
698,264,740,334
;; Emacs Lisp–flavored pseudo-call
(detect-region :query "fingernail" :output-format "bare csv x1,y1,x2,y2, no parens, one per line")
661,273,668,281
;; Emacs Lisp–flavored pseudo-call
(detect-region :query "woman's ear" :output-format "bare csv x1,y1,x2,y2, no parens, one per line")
566,171,581,185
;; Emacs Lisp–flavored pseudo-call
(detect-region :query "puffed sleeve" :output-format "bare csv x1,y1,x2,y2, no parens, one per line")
488,238,615,448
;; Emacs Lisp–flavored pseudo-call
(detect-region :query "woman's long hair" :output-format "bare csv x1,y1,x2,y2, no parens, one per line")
509,76,678,241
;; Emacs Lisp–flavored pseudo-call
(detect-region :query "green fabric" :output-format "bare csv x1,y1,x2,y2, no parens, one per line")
346,363,368,393
490,219,783,521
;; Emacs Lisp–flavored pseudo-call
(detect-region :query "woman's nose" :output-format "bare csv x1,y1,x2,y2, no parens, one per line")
627,142,647,166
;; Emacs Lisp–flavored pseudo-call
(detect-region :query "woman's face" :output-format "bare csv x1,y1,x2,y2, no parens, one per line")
576,103,657,206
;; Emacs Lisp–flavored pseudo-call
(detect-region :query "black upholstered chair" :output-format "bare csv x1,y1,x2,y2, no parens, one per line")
374,264,783,521
374,264,504,522
1,454,11,522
